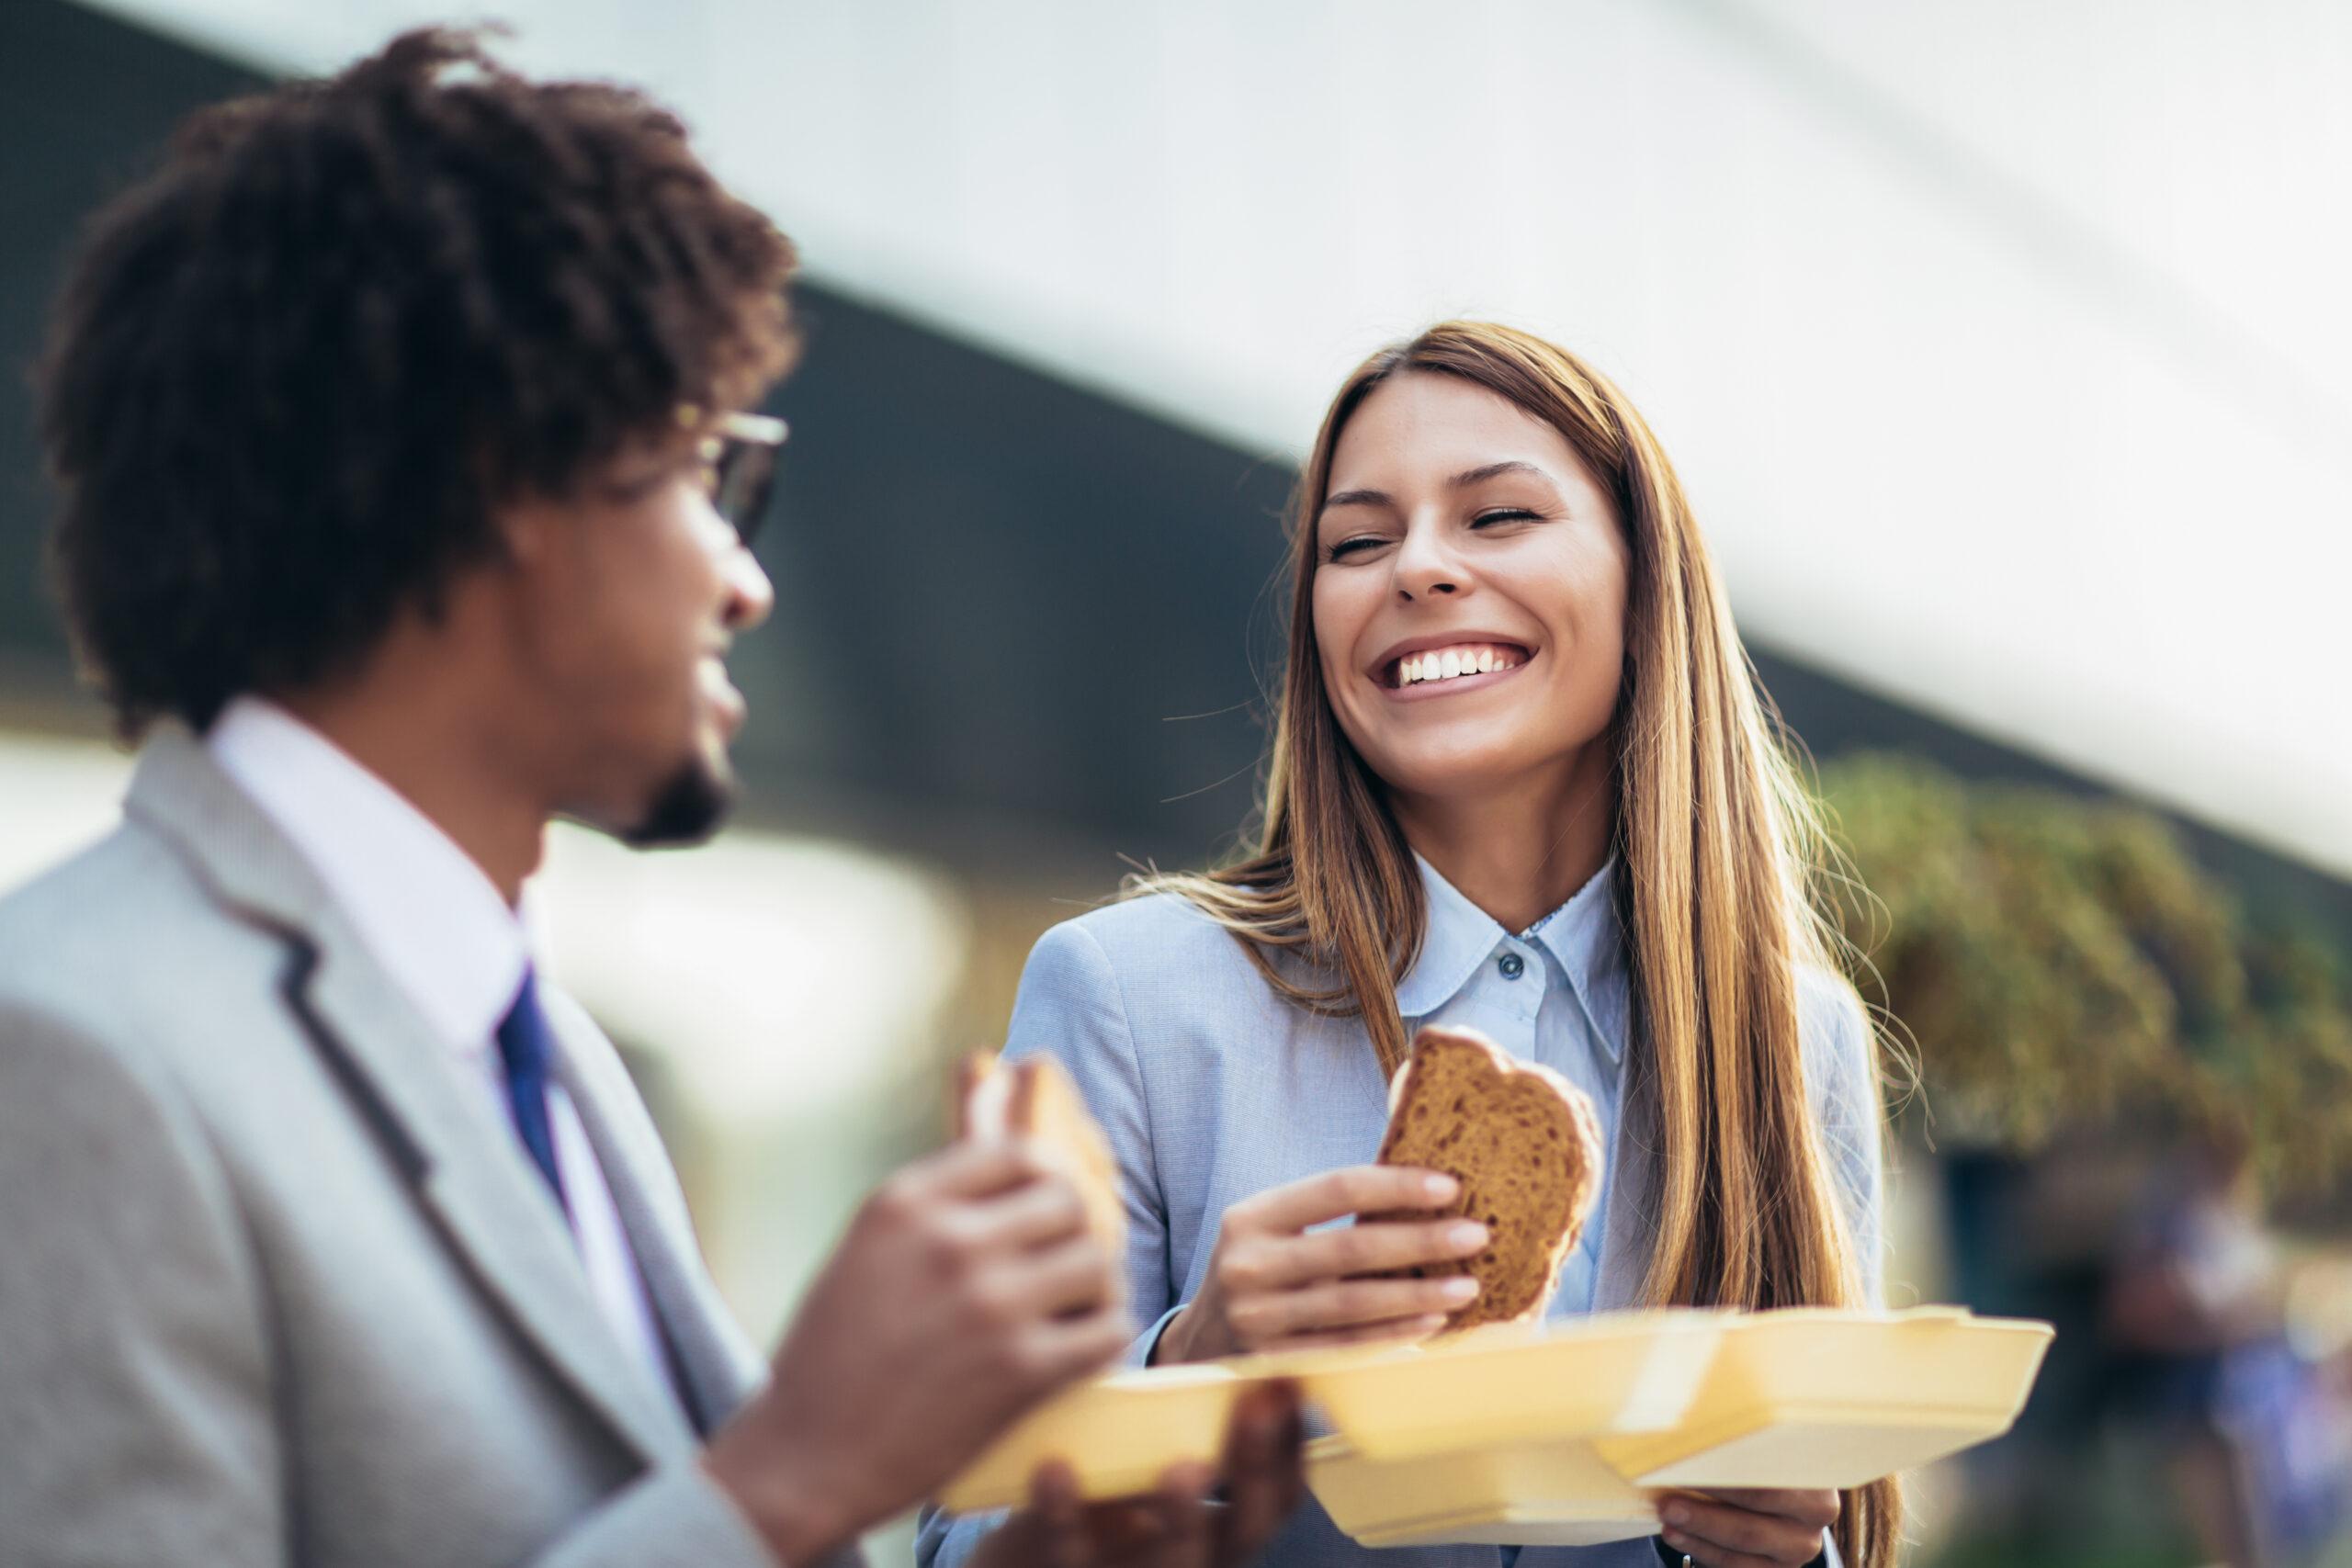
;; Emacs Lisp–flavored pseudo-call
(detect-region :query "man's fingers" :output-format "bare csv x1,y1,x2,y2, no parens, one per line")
963,1173,1093,1254
1217,1382,1305,1555
1142,1462,1215,1568
904,1135,1057,1201
1260,1215,1489,1287
1024,1300,1136,1382
1023,1461,1092,1568
1236,1276,1474,1339
1071,1497,1169,1562
1274,1387,1308,1517
1231,1165,1460,1235
996,1234,1122,1320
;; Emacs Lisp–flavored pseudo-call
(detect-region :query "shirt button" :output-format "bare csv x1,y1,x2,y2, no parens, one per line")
1498,952,1526,980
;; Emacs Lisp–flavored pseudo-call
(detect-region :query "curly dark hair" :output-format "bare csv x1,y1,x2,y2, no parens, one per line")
36,27,799,737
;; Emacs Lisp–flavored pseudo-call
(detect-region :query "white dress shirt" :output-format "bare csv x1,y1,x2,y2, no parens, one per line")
207,696,676,1405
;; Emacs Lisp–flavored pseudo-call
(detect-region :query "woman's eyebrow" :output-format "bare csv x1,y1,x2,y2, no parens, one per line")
1321,486,1391,513
1448,459,1551,489
1321,459,1555,518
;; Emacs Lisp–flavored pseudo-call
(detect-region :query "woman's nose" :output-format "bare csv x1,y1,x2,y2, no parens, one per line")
1391,514,1464,601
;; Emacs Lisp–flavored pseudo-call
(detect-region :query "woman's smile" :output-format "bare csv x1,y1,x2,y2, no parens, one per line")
1376,640,1539,701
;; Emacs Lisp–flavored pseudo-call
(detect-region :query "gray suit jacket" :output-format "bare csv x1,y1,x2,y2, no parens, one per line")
0,730,847,1567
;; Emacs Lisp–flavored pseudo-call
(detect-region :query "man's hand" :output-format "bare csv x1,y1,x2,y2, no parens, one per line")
704,1137,1129,1562
969,1382,1308,1568
1658,1488,1838,1568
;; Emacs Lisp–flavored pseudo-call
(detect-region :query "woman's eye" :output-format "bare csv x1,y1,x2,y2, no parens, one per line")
1473,508,1539,527
1326,536,1385,561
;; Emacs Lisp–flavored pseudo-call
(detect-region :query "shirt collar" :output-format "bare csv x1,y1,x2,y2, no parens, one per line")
207,695,530,1058
1396,851,1630,1062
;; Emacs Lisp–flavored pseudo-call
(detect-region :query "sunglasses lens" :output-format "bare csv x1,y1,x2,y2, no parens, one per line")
714,440,780,546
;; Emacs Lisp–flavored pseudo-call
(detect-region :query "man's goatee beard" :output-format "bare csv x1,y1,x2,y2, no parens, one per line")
621,758,734,848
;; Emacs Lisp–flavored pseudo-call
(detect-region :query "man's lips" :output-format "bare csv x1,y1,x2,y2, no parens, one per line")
699,656,745,737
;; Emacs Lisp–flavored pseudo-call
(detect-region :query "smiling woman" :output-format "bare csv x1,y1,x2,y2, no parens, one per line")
919,322,1899,1568
1308,370,1632,920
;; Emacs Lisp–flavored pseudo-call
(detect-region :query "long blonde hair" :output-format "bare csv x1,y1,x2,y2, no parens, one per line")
1136,321,1901,1563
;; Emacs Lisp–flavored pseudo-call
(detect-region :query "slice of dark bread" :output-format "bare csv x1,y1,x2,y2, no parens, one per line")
1371,1024,1604,1333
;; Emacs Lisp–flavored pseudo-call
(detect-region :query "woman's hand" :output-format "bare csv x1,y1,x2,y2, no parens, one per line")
1657,1488,1839,1567
1155,1166,1491,1363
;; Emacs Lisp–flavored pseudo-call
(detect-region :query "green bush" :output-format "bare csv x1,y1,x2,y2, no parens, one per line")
1815,754,2352,1197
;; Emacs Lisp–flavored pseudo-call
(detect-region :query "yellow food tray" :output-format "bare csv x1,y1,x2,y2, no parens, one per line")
937,1363,1254,1513
1306,1434,1662,1548
1593,1307,2054,1489
937,1305,2052,1526
1292,1310,1725,1460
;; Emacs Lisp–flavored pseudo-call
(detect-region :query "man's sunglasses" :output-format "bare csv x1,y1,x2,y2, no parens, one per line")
695,411,788,547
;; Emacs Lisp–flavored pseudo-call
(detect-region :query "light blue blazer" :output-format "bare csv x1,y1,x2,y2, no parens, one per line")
921,858,1883,1568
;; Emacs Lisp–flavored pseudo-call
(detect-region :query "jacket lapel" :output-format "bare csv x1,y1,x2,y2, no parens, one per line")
540,989,766,1437
123,730,687,1465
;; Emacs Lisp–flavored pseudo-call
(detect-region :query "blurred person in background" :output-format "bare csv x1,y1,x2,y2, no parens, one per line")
2104,1128,2350,1565
0,28,1301,1568
922,322,1894,1568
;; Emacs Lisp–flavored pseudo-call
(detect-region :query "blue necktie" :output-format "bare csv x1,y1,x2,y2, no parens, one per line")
495,968,571,1217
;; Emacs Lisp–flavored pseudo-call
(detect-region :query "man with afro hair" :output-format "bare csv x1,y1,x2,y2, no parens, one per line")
0,28,1301,1568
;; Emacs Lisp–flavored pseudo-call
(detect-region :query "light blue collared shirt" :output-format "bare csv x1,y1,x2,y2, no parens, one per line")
919,855,1880,1568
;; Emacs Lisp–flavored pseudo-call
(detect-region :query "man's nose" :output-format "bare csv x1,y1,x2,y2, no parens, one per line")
719,538,775,633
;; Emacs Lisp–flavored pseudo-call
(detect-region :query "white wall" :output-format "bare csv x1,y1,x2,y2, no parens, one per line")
82,0,2352,872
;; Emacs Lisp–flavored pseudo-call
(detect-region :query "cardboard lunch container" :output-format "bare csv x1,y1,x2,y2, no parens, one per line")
939,1305,2053,1545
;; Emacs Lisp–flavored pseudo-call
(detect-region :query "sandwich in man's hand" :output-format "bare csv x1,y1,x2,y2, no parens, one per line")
959,1053,1128,1264
1371,1024,1604,1334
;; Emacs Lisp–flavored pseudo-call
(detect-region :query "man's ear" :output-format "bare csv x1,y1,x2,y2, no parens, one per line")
476,438,571,570
492,491,557,569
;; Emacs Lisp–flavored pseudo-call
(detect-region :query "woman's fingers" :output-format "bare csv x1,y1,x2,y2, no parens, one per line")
1245,1214,1489,1289
1658,1540,1783,1568
1230,1274,1476,1342
1696,1488,1841,1529
1227,1165,1459,1235
1659,1490,1833,1566
1250,1312,1452,1355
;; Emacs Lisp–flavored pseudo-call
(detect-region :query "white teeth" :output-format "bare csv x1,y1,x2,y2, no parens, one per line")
1395,644,1523,687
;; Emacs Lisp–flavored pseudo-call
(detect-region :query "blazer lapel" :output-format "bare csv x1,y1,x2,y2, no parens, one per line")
540,990,765,1438
123,730,687,1465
